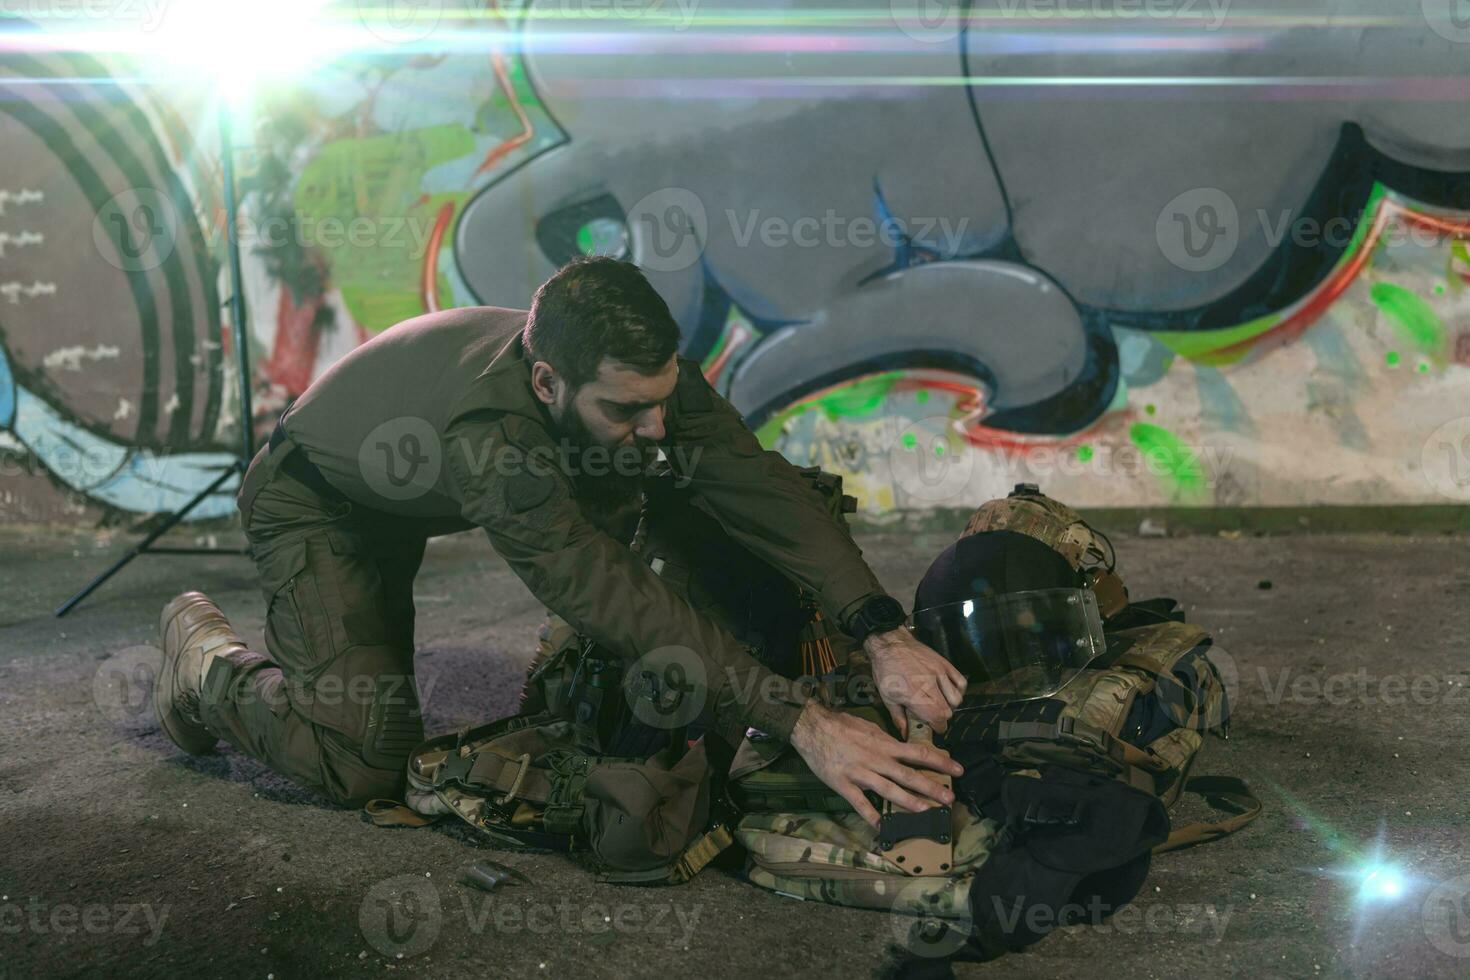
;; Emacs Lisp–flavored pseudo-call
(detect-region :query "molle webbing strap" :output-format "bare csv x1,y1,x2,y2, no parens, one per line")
600,824,736,886
1153,776,1263,853
434,747,558,805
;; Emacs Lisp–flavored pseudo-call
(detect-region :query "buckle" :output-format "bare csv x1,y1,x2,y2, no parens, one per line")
434,750,475,787
496,753,532,805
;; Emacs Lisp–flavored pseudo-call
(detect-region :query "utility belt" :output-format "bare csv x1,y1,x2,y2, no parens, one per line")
267,421,350,504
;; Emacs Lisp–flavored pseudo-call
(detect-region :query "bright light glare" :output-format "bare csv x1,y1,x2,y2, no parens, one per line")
145,0,349,101
1358,864,1406,902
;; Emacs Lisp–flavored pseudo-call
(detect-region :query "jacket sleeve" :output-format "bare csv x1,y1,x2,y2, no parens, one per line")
663,359,892,631
444,410,808,739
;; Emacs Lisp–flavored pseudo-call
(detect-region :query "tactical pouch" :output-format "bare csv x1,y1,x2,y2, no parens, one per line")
398,715,732,884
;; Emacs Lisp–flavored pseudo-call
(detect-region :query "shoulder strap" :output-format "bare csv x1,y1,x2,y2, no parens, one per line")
1153,776,1262,853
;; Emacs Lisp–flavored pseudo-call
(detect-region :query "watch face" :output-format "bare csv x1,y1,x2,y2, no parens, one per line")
868,595,906,630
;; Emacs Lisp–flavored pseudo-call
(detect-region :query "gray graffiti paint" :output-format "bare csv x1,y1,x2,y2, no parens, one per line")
455,0,1470,431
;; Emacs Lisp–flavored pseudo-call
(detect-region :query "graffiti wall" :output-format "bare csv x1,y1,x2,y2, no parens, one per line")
3,0,1470,525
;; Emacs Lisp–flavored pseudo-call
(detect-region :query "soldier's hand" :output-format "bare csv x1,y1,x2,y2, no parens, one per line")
864,627,967,738
788,701,963,828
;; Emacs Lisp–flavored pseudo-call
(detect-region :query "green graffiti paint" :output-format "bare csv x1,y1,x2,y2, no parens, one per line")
812,372,901,420
1145,403,1156,416
293,124,475,332
901,432,917,450
914,389,930,405
752,372,901,448
1417,361,1430,374
1130,423,1204,493
576,218,629,258
1370,282,1446,353
1385,350,1401,367
1151,183,1388,365
1076,444,1094,463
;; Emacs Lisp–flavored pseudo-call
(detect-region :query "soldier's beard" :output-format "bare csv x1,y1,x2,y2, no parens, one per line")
553,400,656,541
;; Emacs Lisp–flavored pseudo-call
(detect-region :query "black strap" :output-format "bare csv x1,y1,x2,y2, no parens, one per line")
269,421,348,503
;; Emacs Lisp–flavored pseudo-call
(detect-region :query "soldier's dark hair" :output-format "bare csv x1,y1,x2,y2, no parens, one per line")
523,257,681,389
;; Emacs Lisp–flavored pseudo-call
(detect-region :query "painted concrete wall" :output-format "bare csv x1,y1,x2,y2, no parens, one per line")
3,1,1470,524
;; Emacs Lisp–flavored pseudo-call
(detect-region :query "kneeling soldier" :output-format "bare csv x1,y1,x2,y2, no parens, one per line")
154,257,965,821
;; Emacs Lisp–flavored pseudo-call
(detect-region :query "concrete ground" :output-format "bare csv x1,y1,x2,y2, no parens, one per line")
1,523,1468,979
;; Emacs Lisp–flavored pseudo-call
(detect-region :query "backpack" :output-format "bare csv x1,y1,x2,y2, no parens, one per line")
388,710,734,885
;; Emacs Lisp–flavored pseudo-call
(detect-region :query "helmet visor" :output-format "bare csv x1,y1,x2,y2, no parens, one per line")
911,587,1106,702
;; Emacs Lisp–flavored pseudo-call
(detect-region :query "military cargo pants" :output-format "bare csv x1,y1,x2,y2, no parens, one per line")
198,435,427,807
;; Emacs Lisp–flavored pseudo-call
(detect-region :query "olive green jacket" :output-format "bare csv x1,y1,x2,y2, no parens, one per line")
282,306,888,738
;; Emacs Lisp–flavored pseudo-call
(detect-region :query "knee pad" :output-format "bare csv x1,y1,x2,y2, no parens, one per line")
361,672,424,770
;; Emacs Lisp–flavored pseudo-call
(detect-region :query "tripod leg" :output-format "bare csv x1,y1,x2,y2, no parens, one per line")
54,461,243,618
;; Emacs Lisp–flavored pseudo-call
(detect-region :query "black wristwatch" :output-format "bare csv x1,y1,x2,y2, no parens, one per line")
845,595,908,643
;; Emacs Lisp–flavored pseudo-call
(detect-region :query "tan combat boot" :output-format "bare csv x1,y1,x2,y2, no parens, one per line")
155,592,244,754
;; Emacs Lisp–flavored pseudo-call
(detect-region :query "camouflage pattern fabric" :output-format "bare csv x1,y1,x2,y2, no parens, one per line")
961,493,1109,572
736,809,1000,918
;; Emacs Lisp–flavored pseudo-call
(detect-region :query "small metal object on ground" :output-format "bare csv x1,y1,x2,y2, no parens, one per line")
460,860,531,893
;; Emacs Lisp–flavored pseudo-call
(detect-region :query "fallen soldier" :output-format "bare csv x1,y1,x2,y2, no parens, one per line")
153,255,965,824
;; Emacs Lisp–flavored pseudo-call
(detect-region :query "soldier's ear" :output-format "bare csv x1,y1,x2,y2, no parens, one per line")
529,361,561,407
